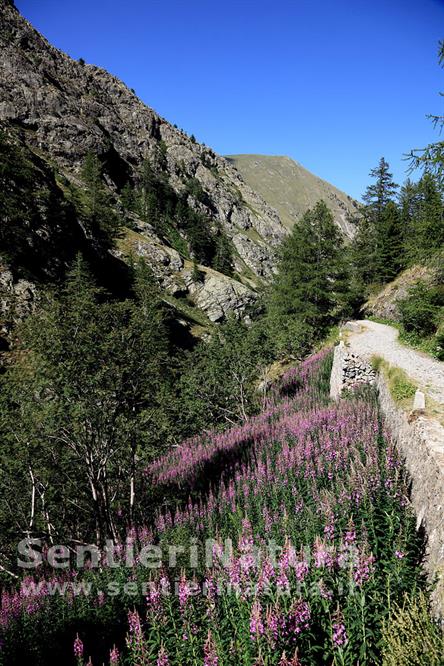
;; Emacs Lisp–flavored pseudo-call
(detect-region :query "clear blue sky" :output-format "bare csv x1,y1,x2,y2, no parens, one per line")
16,0,444,200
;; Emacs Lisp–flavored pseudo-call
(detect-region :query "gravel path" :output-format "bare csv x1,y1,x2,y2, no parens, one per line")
346,320,444,405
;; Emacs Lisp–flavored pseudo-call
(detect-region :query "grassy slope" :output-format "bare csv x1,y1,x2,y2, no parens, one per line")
225,154,358,237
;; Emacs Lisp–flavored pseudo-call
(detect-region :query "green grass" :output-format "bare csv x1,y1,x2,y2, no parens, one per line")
225,154,358,231
371,355,417,404
161,293,214,330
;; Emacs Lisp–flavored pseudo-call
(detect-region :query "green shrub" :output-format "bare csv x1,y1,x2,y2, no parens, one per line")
436,324,444,361
398,281,441,337
390,371,417,402
382,592,444,665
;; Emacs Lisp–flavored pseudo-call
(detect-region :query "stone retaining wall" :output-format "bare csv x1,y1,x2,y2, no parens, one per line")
376,374,444,618
329,341,376,399
330,342,444,617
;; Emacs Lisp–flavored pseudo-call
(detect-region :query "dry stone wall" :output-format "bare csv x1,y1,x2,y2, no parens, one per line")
329,341,376,399
330,341,444,618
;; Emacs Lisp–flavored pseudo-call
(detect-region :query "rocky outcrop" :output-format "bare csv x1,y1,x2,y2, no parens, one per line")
364,263,439,320
0,0,286,314
0,266,37,339
188,271,256,322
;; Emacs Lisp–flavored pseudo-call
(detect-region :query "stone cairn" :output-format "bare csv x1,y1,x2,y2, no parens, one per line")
330,341,377,400
341,352,377,391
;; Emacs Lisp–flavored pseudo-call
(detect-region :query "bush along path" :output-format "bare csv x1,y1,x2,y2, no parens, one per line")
0,350,438,665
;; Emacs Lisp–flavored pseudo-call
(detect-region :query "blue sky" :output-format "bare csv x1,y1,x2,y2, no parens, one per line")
16,0,444,200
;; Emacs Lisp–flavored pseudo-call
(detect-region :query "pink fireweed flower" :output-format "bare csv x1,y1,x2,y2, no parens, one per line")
317,580,333,600
178,573,191,611
313,537,334,569
146,580,161,608
159,572,171,596
228,557,241,591
265,605,282,645
353,551,375,586
395,550,405,559
279,541,296,572
287,599,311,636
276,569,290,594
127,609,143,642
73,634,83,660
258,557,275,592
157,645,169,666
250,598,265,639
204,630,219,666
238,518,254,552
332,620,348,647
295,557,309,582
204,574,217,602
109,645,119,664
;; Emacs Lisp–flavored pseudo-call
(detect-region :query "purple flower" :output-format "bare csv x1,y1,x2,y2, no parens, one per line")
178,574,191,611
73,634,83,660
157,645,169,666
204,630,219,666
109,645,119,664
295,558,309,581
395,550,405,559
250,599,264,639
287,599,311,636
127,610,142,636
353,551,375,586
313,537,333,569
332,621,348,647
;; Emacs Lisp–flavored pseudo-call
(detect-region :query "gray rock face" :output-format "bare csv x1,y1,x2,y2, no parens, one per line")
0,266,37,336
0,1,287,321
189,272,256,322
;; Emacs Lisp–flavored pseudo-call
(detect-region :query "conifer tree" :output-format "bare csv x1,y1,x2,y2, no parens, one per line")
353,157,402,286
80,153,123,247
406,173,444,261
266,201,349,357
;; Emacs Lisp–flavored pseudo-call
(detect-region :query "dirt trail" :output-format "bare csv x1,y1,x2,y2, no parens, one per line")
346,320,444,405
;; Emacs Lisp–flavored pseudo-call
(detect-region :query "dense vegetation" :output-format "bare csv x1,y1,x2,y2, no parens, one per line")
1,352,441,665
0,37,444,666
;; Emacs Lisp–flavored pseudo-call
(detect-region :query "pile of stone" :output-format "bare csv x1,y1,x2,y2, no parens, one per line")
342,353,377,391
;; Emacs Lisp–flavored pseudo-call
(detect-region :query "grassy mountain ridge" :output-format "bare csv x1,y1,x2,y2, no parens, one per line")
226,154,359,237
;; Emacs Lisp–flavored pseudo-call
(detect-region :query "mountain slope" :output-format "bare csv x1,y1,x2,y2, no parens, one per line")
226,154,359,237
0,2,287,324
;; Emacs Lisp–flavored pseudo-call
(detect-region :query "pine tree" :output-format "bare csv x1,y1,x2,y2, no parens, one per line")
406,173,444,261
212,228,234,276
379,201,405,281
354,157,402,285
399,179,420,257
266,201,349,357
362,157,398,216
80,153,123,247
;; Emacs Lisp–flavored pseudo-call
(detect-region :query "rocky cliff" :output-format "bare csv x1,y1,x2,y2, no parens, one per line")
0,1,288,325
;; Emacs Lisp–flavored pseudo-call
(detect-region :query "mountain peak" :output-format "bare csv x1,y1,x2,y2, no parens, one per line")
226,154,358,237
